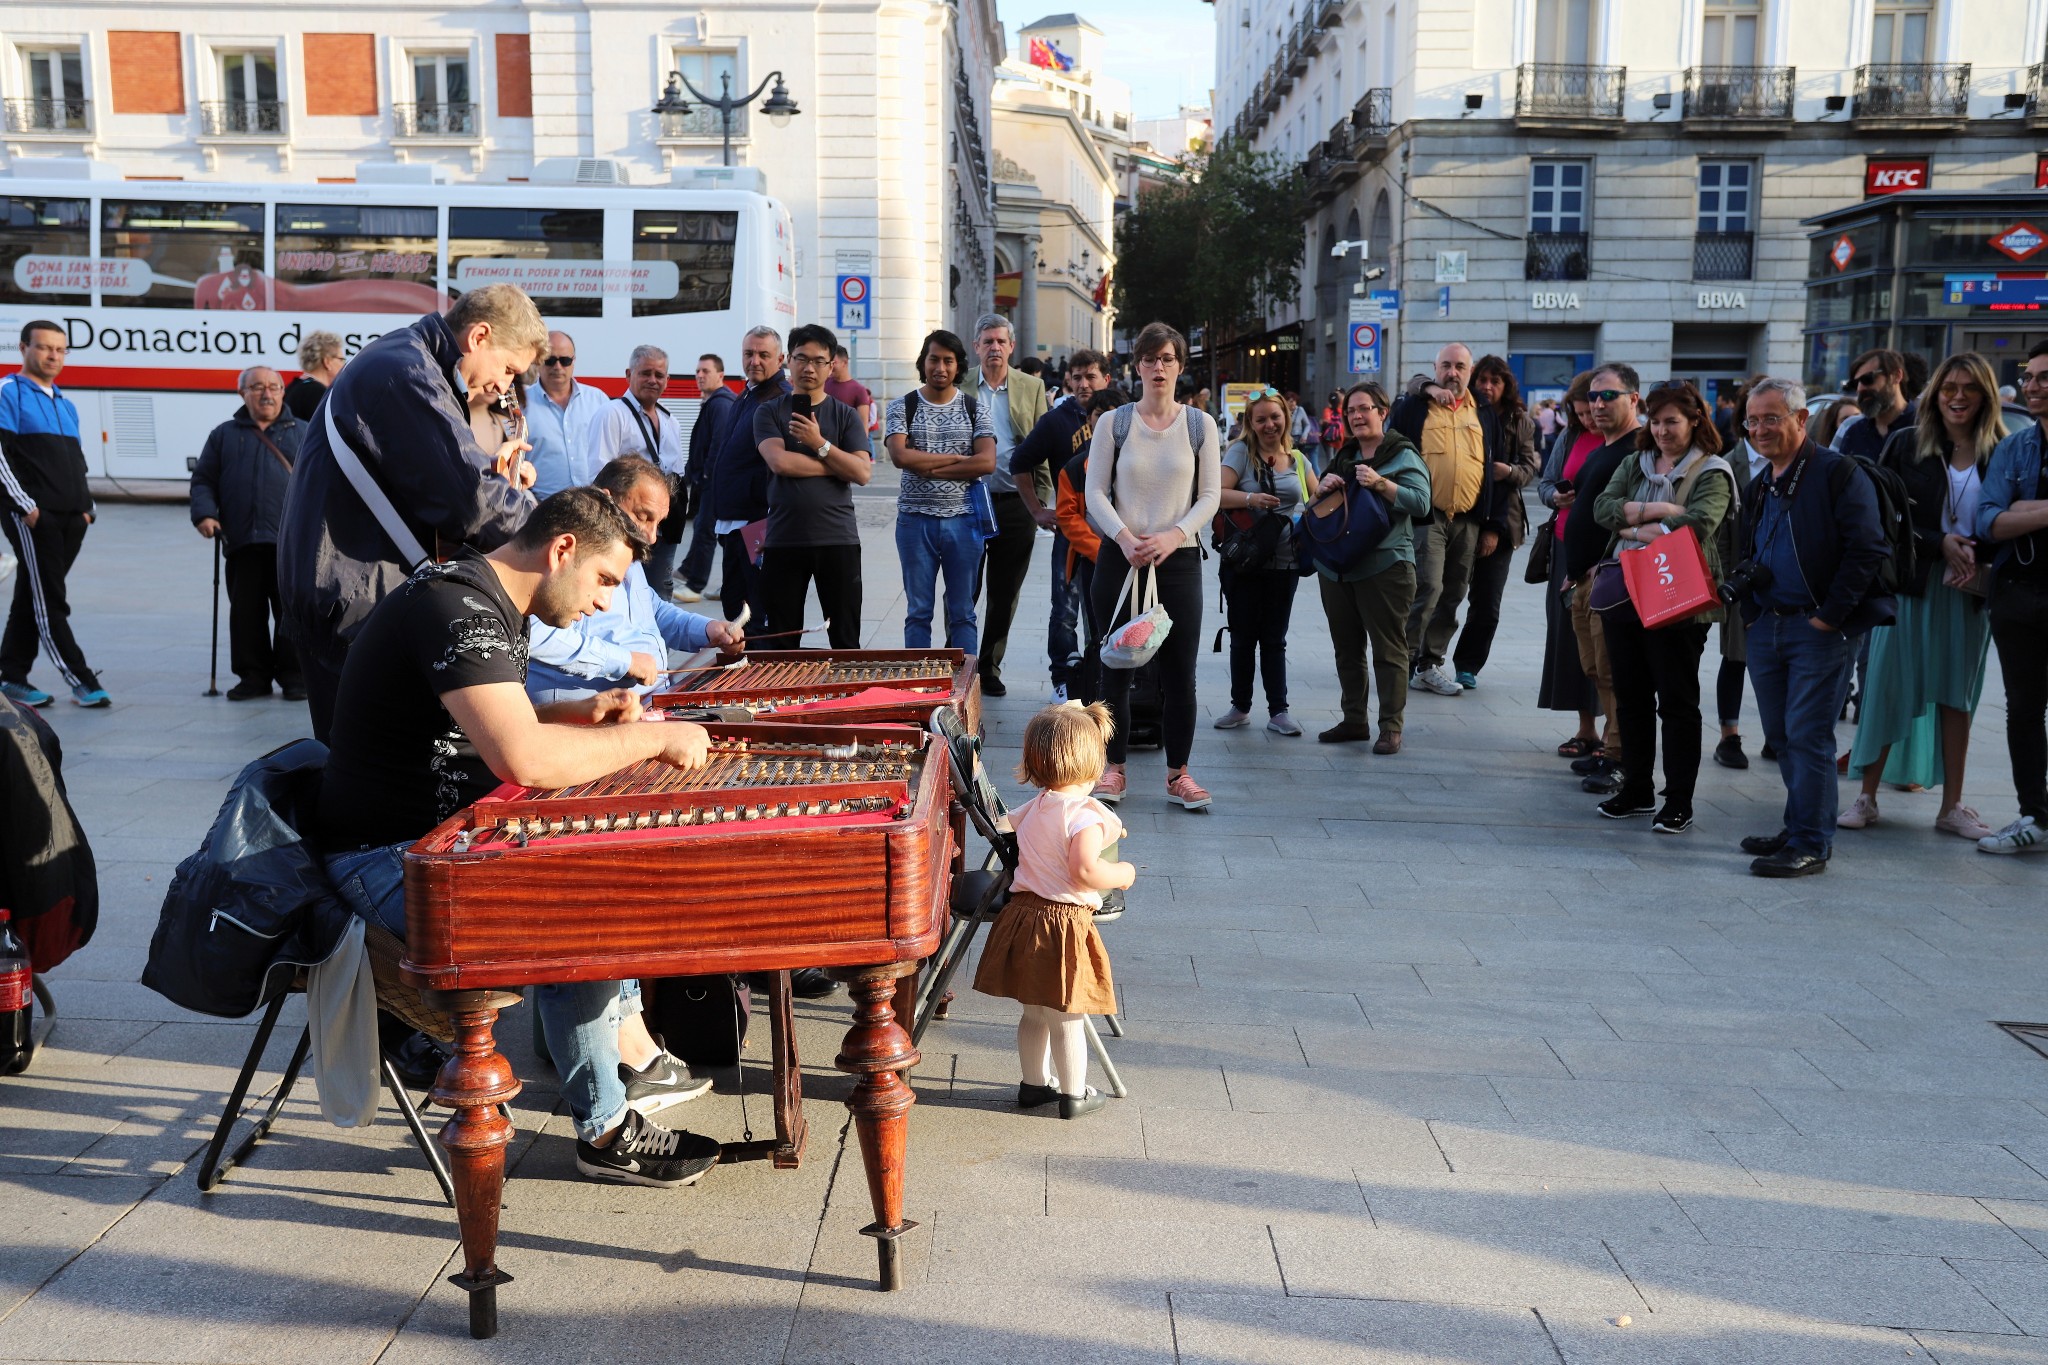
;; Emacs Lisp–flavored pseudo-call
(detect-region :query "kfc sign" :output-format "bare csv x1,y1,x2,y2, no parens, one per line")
1866,159,1930,196
2036,154,2048,189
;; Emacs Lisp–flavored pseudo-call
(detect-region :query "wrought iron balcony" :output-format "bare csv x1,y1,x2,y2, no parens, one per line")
1515,64,1626,122
199,100,284,136
392,101,477,138
2,97,89,133
1525,231,1590,282
1287,28,1311,74
1316,0,1344,26
658,104,749,140
1682,67,1795,122
1353,87,1393,138
1852,63,1970,121
1693,230,1755,281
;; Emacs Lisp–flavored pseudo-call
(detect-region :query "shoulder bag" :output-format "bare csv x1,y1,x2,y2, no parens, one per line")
1099,562,1172,670
1292,458,1393,576
1213,457,1287,573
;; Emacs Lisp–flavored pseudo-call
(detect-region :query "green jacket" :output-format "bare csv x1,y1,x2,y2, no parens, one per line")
1318,429,1434,583
1593,449,1737,624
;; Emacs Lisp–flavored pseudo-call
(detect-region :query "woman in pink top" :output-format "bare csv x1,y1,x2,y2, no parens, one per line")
1536,372,1604,757
973,703,1135,1120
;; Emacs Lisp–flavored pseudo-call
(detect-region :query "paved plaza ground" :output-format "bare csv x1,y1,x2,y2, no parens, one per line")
3,487,2047,1363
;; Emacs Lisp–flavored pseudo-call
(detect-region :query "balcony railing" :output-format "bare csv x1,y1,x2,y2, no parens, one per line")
1324,119,1357,161
199,100,284,136
2,97,89,133
658,105,748,140
1852,63,1970,120
1515,63,1626,120
392,102,477,138
1287,27,1312,73
1525,231,1591,281
1682,66,1795,121
1315,0,1344,26
1693,230,1755,281
1353,87,1393,137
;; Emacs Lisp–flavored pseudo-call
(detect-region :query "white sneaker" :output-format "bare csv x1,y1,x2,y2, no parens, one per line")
1051,684,1069,704
1836,793,1879,829
1935,805,1995,841
1412,664,1463,696
672,584,703,604
1266,711,1303,737
1213,707,1252,729
1979,816,2047,855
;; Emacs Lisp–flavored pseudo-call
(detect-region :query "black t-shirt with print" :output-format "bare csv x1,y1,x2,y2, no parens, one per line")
319,549,529,849
752,393,872,548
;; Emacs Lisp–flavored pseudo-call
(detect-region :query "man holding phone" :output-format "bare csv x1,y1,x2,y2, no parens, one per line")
753,323,872,648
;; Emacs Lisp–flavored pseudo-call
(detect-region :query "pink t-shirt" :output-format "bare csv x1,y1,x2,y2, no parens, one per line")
1010,789,1119,910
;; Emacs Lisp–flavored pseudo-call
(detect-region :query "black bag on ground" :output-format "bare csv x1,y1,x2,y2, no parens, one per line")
142,739,351,1019
644,974,751,1068
1125,655,1165,750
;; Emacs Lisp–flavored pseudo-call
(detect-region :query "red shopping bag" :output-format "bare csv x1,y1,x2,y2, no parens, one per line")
1620,524,1718,629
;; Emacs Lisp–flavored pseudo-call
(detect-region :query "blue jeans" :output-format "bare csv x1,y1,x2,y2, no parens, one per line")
1047,533,1083,687
1745,614,1855,859
324,843,640,1142
896,512,982,654
679,484,718,592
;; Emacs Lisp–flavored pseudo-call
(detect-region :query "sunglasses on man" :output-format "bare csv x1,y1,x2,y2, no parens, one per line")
1587,388,1633,403
543,356,575,368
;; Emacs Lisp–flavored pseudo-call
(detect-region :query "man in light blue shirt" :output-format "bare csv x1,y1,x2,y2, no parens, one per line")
527,456,743,702
526,330,610,498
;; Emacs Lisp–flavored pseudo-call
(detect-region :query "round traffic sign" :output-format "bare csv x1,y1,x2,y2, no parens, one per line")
839,276,868,304
1349,322,1379,348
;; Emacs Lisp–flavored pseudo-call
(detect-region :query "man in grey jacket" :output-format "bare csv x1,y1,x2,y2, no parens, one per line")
191,366,303,701
277,284,542,741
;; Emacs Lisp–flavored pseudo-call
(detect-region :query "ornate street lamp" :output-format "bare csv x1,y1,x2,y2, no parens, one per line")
653,69,802,168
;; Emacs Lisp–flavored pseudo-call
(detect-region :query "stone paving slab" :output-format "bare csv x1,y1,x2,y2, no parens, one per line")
4,501,2047,1359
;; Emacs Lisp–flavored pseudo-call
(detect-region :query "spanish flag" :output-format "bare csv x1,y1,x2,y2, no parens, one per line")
994,272,1022,310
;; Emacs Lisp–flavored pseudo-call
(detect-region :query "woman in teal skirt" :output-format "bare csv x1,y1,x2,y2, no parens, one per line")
1840,352,2003,840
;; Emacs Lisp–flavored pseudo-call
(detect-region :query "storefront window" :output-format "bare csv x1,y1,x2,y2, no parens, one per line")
1907,216,2048,271
102,200,267,310
1807,328,1878,393
0,196,89,305
1804,275,1892,331
275,204,446,314
1808,219,1888,278
448,207,604,318
632,210,739,317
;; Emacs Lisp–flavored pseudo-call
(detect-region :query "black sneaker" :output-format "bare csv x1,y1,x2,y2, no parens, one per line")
1713,734,1748,770
226,680,271,701
1581,771,1622,795
1652,805,1694,834
1571,754,1614,777
1759,741,1778,762
576,1108,720,1187
1597,794,1656,819
620,1049,714,1116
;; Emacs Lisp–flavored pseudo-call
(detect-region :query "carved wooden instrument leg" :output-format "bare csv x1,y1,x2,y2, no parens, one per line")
830,961,921,1291
769,969,806,1168
424,990,523,1340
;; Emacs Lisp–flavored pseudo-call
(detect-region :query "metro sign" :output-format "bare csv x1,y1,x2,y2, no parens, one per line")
1830,235,1857,271
1991,223,2048,263
1865,159,1929,196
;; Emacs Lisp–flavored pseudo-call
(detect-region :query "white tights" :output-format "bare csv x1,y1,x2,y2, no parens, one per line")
1017,1003,1090,1095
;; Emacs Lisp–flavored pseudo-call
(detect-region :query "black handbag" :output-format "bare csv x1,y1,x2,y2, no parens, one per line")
644,974,752,1067
1213,460,1287,572
1524,515,1556,585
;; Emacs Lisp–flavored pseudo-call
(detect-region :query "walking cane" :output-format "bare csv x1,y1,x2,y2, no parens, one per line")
204,537,222,697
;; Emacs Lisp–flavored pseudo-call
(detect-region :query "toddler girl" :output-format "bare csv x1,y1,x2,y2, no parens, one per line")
973,701,1136,1119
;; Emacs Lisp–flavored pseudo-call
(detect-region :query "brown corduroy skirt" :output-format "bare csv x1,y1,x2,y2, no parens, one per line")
971,889,1116,1015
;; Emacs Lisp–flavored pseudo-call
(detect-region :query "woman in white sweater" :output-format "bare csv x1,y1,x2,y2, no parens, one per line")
1084,322,1223,809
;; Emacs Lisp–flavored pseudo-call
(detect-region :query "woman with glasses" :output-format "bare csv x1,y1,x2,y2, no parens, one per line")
1452,354,1543,690
1313,382,1432,750
1085,322,1222,810
1591,381,1738,833
1838,351,2005,840
1214,389,1312,736
1536,372,1603,759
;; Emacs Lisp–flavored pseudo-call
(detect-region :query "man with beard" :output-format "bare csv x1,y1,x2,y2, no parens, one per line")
1835,348,1915,462
318,488,724,1186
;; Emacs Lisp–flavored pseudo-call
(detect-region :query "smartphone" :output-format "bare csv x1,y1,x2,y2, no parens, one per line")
1554,478,1575,496
791,393,814,420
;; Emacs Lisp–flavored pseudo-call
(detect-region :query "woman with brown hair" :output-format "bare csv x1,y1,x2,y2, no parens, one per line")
1535,372,1603,758
1084,321,1222,810
1839,351,2006,838
1214,389,1312,735
1591,381,1739,833
1452,354,1543,689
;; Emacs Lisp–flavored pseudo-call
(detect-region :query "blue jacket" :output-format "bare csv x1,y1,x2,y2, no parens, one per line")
709,374,791,521
1737,440,1896,636
189,406,302,549
683,383,737,487
0,373,90,515
1977,420,2046,572
276,312,534,666
525,562,716,702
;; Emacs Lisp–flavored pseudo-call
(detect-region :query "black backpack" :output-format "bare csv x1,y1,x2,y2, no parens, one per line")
1832,450,1916,597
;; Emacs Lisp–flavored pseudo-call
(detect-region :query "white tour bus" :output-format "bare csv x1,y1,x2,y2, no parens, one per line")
0,169,796,492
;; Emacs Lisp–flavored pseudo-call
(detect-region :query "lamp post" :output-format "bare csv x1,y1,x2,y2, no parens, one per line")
652,69,801,168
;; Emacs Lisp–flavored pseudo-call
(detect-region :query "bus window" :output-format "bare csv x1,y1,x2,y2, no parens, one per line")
448,206,604,318
632,210,739,318
101,200,266,311
274,203,447,315
0,196,89,305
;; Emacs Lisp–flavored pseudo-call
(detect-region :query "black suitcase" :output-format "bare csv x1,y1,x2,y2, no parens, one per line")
1124,655,1164,750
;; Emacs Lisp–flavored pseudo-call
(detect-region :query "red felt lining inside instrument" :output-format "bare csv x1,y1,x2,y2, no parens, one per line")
772,686,949,713
461,802,911,850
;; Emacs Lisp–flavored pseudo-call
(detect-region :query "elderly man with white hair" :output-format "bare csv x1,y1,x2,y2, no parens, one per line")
190,365,305,701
